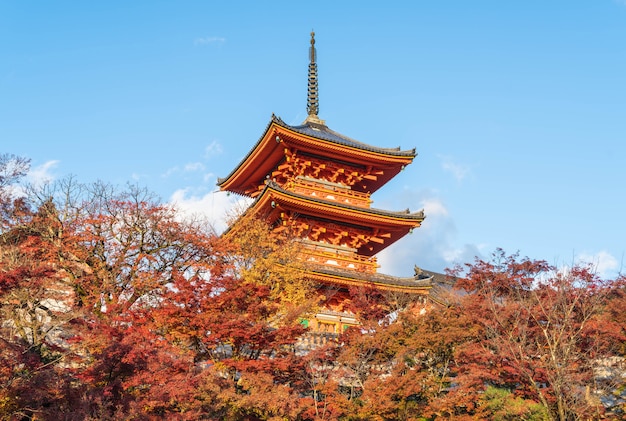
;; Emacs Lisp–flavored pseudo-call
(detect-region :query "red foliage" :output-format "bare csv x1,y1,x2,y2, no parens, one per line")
2,177,624,420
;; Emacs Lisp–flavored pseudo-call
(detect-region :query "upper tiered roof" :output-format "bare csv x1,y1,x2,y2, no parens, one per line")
217,115,417,196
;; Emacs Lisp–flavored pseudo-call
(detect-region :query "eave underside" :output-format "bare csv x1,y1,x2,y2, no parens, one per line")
259,181,424,225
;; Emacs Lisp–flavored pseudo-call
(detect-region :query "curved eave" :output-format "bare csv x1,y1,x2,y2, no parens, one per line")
306,266,433,294
218,115,417,195
259,182,424,228
218,117,280,194
244,183,424,256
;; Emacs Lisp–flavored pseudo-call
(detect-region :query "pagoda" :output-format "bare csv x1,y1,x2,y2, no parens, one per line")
218,32,434,333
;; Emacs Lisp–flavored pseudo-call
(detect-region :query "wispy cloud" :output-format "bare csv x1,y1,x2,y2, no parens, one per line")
194,36,226,46
184,162,205,172
203,172,215,183
576,250,622,279
161,166,179,178
204,140,223,159
421,197,449,217
162,162,205,178
438,155,470,182
27,160,59,187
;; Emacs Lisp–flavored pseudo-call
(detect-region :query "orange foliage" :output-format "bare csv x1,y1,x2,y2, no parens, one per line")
1,171,624,420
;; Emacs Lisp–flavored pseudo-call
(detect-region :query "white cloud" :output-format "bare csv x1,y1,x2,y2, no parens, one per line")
203,172,216,183
194,36,226,46
575,251,621,279
161,166,180,178
377,190,482,276
168,188,251,234
184,162,205,172
162,162,206,178
421,197,448,217
204,141,223,159
27,160,59,187
439,155,470,182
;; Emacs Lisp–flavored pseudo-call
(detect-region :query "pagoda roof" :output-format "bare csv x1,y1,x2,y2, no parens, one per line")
304,266,458,299
218,115,417,196
274,116,416,157
263,179,424,221
305,263,433,294
238,181,424,256
420,269,459,306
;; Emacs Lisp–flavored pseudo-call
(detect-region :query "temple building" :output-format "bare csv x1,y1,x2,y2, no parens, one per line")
218,32,437,333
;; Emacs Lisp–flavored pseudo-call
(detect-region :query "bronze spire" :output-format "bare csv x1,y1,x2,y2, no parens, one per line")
304,31,325,125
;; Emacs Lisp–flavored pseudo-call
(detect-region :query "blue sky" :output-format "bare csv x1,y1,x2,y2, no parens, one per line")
2,1,625,279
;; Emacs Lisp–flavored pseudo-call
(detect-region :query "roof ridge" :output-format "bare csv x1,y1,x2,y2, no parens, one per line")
274,117,417,157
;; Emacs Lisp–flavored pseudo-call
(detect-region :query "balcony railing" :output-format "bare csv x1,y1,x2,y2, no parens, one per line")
296,332,339,352
301,243,378,274
285,178,371,208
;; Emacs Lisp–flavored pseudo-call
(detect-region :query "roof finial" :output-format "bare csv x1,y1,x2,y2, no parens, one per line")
304,30,325,125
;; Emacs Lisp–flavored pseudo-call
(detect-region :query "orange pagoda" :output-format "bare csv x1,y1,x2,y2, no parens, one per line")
218,32,435,333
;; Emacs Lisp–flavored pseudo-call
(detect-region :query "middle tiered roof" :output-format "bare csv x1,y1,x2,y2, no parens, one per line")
241,180,425,256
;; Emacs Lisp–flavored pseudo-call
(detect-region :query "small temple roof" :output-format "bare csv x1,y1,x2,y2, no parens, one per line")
418,268,458,305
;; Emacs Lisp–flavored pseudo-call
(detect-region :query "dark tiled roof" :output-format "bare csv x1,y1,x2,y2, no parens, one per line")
217,114,416,188
272,115,416,157
265,180,425,220
419,269,459,305
307,263,434,289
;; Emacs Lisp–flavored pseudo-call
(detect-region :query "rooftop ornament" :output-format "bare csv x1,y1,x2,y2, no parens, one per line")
304,31,325,126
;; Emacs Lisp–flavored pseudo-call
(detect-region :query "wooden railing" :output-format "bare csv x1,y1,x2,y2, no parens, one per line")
285,179,371,208
301,244,378,274
296,332,339,352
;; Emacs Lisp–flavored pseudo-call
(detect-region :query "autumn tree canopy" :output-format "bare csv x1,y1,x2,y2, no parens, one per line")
0,159,624,420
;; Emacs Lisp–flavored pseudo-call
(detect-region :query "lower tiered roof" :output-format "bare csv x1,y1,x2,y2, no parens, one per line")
306,263,434,294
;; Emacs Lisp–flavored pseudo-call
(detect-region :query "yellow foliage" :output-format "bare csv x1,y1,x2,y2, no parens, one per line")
222,213,318,320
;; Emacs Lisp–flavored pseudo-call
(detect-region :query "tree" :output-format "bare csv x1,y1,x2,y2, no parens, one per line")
109,214,316,419
3,169,625,420
223,212,317,318
452,249,624,420
0,198,84,419
0,178,319,419
0,153,30,234
295,287,474,421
